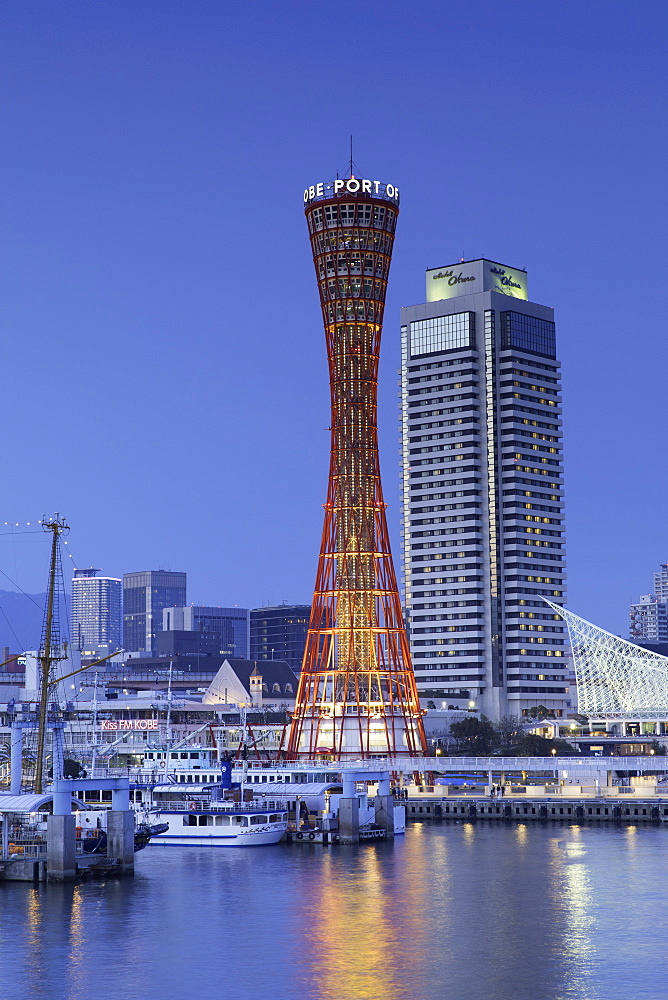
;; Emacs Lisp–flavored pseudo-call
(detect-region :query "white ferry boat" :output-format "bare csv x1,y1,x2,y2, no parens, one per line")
146,785,288,847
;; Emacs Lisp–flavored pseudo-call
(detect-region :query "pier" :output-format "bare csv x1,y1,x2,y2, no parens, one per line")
0,777,135,882
391,755,668,825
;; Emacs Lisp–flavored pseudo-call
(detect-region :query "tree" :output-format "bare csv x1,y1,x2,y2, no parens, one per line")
48,758,86,779
525,705,555,720
495,715,522,751
449,716,496,754
514,734,576,757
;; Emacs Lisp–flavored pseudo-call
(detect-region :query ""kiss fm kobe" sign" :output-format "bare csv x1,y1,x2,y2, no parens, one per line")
304,178,400,205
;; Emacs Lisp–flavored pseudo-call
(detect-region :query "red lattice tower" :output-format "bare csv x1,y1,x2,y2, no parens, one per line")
287,176,426,759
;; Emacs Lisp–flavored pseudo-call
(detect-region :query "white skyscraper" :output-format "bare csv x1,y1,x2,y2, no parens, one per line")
629,564,668,643
654,564,668,601
400,258,569,719
71,568,122,657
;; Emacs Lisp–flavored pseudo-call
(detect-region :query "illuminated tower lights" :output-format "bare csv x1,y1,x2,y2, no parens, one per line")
287,175,427,758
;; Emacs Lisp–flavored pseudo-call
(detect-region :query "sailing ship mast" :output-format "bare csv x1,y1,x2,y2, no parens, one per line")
34,514,68,794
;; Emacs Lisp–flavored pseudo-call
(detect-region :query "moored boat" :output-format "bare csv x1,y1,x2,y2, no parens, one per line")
145,784,288,847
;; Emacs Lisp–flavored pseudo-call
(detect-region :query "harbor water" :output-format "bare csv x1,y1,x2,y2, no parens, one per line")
0,822,666,1000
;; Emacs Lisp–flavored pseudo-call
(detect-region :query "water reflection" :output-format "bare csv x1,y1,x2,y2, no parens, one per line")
1,827,668,1000
295,839,430,1000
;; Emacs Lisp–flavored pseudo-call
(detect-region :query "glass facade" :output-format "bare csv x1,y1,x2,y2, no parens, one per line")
250,605,311,672
163,605,250,660
410,312,475,357
122,571,187,653
500,311,556,358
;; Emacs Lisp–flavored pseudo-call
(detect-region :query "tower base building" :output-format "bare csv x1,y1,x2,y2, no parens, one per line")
400,259,570,719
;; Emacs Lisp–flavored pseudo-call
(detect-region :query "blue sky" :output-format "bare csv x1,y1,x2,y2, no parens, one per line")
0,0,666,634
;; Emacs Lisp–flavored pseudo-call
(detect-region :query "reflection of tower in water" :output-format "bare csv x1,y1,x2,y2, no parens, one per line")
294,847,431,1000
287,175,426,758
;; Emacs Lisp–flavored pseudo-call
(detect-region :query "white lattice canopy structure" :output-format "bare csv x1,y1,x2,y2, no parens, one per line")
545,599,668,718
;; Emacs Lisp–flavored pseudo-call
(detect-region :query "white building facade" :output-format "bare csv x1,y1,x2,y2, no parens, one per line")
71,568,122,657
399,258,570,719
629,565,668,643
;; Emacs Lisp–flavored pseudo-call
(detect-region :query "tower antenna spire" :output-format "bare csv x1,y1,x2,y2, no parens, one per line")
349,135,353,177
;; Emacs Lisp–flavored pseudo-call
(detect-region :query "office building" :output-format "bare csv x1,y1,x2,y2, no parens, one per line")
250,605,310,672
71,568,122,657
163,605,249,659
123,570,186,653
630,565,668,643
400,258,569,718
154,629,234,659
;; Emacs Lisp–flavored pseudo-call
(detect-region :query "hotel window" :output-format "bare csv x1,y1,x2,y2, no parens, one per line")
410,313,475,358
500,312,556,358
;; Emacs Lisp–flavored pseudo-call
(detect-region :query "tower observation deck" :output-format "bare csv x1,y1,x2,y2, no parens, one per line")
287,175,427,758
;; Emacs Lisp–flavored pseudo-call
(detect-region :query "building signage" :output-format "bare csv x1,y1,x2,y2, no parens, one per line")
303,178,399,205
100,719,159,731
430,269,475,287
489,265,523,291
426,259,528,303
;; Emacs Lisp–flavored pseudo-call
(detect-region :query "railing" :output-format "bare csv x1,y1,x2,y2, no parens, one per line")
151,798,288,813
2,828,47,860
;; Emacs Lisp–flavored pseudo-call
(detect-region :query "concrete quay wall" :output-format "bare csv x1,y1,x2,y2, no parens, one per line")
406,797,668,824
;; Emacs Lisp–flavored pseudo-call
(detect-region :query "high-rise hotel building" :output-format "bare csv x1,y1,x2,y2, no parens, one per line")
71,568,122,658
400,258,570,718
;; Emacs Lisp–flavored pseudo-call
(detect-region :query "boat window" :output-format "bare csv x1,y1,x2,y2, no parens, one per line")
250,816,265,825
170,753,178,760
215,815,230,826
190,752,198,759
181,753,188,760
233,816,249,827
198,815,209,826
183,815,197,826
269,814,281,822
269,776,275,782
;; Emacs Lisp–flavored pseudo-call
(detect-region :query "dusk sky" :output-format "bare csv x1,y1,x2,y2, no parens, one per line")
0,1,666,636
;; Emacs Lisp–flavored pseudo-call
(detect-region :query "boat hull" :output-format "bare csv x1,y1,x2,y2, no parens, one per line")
149,829,286,847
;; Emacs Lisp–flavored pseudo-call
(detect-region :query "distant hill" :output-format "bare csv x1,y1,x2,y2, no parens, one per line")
0,590,47,653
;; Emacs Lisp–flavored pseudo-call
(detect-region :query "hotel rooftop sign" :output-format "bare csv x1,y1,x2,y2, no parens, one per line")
426,258,528,302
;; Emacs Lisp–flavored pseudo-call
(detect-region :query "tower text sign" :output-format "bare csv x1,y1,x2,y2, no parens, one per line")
304,179,399,204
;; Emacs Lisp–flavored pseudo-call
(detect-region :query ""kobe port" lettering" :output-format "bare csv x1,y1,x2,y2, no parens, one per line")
304,179,399,204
